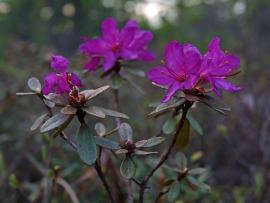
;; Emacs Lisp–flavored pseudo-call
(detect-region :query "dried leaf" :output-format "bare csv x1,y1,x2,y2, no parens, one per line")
61,106,77,115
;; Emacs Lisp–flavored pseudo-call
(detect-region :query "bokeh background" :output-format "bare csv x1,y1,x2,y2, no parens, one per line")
1,0,270,202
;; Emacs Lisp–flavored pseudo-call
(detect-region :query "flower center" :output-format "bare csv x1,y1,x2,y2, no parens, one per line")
111,42,120,52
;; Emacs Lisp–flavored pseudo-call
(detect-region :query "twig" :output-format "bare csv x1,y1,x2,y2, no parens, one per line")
94,162,116,203
153,188,169,203
55,178,80,203
138,101,192,203
60,132,77,151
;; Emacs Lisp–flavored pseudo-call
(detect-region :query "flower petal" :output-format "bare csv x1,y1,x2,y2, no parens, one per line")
138,50,156,61
103,52,116,71
162,82,182,103
70,73,83,87
51,55,69,73
102,17,119,43
147,66,174,86
84,57,100,71
164,41,184,72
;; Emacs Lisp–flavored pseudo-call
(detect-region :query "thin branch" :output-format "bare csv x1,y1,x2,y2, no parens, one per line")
139,101,193,203
153,188,169,203
94,162,116,203
56,178,80,203
60,132,77,151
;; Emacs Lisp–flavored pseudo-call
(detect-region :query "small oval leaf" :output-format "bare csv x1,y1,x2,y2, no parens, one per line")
162,117,178,135
40,113,70,133
137,137,165,148
187,115,203,136
188,168,207,175
175,119,190,150
94,122,106,136
168,181,181,202
94,136,120,150
120,156,136,179
99,107,129,119
28,77,41,92
82,106,106,118
30,114,47,131
81,85,110,100
118,123,133,141
175,152,187,171
77,124,97,165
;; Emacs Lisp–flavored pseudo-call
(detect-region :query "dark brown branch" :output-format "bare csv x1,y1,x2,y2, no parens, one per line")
153,188,169,203
94,162,116,203
139,101,192,203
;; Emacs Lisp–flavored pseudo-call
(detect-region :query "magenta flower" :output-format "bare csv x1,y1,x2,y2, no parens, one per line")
199,37,241,96
147,41,202,103
80,17,155,72
147,37,241,103
42,55,82,95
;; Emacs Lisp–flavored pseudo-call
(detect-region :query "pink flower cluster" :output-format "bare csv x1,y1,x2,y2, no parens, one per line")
41,17,240,102
42,55,82,95
147,37,241,103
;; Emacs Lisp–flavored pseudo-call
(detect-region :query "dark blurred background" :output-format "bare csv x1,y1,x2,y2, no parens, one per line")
1,0,270,202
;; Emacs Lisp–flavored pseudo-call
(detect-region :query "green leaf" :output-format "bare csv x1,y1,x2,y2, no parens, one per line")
94,122,106,136
187,115,203,136
189,168,207,175
175,152,187,171
168,181,181,202
135,137,165,148
40,113,70,133
187,175,211,191
118,123,133,141
134,150,157,155
9,174,18,188
28,77,41,92
191,151,203,162
125,76,145,94
111,74,123,89
120,156,136,179
94,136,120,150
80,85,110,100
82,106,106,118
125,68,145,77
175,119,190,150
77,124,97,165
99,107,129,119
162,117,177,134
30,114,47,131
148,99,185,117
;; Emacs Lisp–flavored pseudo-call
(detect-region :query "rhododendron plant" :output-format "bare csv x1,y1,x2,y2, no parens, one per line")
16,17,241,203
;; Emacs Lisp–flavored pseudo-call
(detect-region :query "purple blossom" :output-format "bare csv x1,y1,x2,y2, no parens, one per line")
42,55,82,95
80,17,155,72
147,41,202,103
199,37,241,96
147,37,241,103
